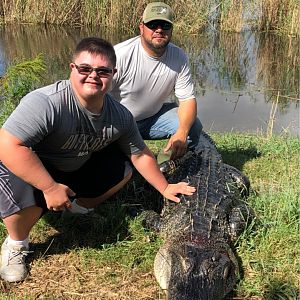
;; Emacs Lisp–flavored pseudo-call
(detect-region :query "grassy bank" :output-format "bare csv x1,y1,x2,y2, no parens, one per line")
0,0,299,36
0,133,298,299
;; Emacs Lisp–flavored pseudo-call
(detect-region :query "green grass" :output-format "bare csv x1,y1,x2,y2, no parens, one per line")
0,133,299,299
212,133,299,299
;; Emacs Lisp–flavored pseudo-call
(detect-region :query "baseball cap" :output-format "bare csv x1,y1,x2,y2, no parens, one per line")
142,2,174,24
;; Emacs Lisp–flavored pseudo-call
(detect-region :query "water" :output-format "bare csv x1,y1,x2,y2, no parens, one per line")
0,24,299,137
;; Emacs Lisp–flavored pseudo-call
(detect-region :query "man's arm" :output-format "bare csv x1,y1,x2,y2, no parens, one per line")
164,98,197,159
130,146,195,203
0,128,74,210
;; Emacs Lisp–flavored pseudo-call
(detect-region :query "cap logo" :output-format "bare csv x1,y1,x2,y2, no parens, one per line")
152,6,168,15
158,7,167,15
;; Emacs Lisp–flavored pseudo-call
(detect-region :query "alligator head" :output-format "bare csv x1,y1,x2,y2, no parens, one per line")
154,237,239,300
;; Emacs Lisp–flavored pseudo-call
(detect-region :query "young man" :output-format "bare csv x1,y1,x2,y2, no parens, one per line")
110,2,203,160
0,37,195,283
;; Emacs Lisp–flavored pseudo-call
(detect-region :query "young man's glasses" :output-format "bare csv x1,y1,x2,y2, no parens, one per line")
144,20,172,31
74,64,113,77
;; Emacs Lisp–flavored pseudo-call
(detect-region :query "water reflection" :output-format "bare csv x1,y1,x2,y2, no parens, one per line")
0,25,131,81
175,31,299,135
0,24,298,136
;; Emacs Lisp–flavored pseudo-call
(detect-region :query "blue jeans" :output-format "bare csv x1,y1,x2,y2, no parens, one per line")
136,103,203,150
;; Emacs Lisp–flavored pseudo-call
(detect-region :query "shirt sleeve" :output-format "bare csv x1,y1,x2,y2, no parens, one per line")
3,91,55,147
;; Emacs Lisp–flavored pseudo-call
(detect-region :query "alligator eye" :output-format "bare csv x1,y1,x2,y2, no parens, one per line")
185,245,197,258
188,249,197,258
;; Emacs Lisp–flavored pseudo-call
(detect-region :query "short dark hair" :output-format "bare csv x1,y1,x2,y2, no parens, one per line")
73,37,116,67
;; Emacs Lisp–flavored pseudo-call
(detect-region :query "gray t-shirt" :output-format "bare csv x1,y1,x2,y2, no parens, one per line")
3,80,146,172
110,36,195,121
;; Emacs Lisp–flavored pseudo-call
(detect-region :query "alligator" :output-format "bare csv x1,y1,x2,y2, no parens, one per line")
141,132,253,300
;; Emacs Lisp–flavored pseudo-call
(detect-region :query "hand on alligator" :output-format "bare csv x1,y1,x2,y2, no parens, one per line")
162,182,196,203
165,132,188,160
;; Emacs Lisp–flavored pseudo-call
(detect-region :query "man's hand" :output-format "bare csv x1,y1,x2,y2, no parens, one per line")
43,183,76,211
162,182,196,203
165,98,197,159
164,129,188,160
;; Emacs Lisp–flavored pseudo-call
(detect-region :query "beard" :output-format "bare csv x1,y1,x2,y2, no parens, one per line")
142,35,171,54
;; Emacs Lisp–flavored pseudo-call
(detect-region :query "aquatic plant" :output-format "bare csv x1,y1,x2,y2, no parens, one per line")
0,54,46,126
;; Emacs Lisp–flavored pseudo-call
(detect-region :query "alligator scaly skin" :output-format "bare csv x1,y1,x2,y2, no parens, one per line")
142,132,253,300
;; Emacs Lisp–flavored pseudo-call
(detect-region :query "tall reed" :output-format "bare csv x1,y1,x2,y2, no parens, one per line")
258,0,300,36
219,0,244,32
0,1,299,36
169,0,214,34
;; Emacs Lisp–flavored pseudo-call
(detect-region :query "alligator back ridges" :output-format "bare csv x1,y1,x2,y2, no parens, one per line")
162,139,234,242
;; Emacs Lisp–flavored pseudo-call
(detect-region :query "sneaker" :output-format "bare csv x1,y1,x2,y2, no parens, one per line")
64,199,94,215
0,237,30,282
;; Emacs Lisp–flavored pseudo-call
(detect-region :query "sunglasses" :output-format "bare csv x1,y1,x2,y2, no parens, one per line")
74,64,113,77
144,20,172,31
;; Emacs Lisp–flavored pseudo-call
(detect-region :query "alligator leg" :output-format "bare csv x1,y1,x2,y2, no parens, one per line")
228,203,255,241
223,163,250,197
139,210,162,233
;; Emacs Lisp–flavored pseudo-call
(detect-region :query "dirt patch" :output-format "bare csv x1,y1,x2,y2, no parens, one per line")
0,252,164,299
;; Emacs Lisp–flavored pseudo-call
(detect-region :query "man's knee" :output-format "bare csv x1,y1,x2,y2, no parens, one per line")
192,117,203,134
